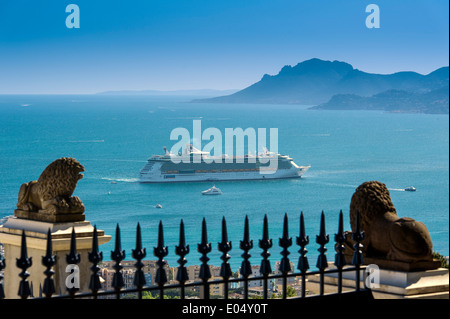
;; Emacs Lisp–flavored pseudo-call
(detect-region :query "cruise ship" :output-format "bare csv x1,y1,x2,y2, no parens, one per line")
139,144,310,183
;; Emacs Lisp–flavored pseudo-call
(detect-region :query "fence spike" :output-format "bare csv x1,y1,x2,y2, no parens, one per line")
88,225,103,297
239,215,253,278
135,222,143,251
334,210,347,268
218,216,232,298
175,219,190,282
221,216,229,244
175,219,190,298
352,210,365,266
239,215,253,299
296,212,310,272
177,219,187,248
197,218,212,281
200,217,209,247
154,220,168,299
279,213,292,273
352,210,365,291
316,211,330,295
110,224,125,297
42,228,56,298
65,227,80,297
16,230,32,299
132,223,147,297
259,214,272,275
279,213,293,299
334,210,348,293
218,217,232,274
197,218,212,299
66,227,81,264
296,211,309,297
259,214,272,299
316,211,329,270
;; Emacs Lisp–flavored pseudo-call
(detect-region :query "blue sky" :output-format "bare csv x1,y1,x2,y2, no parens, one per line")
0,0,448,93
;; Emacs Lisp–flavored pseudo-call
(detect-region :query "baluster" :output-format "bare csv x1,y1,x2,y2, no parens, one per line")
0,255,5,299
154,220,168,299
110,224,125,299
30,282,34,298
316,211,329,296
132,223,146,299
334,210,347,294
88,225,103,298
279,213,292,299
259,214,272,299
352,210,365,291
42,228,56,298
218,216,232,299
175,219,189,299
239,215,253,299
66,227,81,298
296,212,309,297
197,218,211,299
17,230,32,299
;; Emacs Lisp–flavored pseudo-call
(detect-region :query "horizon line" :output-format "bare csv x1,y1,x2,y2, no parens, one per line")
0,59,448,95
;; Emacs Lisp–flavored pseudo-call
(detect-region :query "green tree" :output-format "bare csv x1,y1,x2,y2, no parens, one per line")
433,251,449,268
271,285,297,299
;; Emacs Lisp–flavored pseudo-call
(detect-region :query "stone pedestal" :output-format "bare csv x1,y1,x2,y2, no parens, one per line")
307,263,449,299
0,217,111,299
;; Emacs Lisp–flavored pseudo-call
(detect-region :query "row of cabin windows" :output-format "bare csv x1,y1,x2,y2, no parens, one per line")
164,168,260,174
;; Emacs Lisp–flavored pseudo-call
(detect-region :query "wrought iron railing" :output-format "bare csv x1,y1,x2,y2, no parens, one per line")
0,211,371,299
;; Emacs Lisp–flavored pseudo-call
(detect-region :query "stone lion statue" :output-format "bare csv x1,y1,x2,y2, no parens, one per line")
348,181,434,264
16,157,85,217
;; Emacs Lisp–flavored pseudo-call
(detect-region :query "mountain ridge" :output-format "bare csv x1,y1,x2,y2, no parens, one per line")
192,59,449,113
311,85,449,114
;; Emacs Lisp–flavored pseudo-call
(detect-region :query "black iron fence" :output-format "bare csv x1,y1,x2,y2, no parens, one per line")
0,211,371,300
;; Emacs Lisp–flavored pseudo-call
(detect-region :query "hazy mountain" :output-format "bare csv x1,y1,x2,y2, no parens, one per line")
311,85,449,114
193,59,449,107
97,89,239,96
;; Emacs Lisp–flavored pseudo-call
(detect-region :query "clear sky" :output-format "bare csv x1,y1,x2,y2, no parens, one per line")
0,0,448,94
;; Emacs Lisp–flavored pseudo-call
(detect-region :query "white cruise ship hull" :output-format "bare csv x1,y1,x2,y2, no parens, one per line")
139,164,310,183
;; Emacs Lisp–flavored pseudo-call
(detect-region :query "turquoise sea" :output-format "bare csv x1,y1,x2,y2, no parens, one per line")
0,95,448,269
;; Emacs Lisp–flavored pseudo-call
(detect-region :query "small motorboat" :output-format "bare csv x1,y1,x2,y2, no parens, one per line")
404,186,416,192
201,185,222,195
155,203,163,208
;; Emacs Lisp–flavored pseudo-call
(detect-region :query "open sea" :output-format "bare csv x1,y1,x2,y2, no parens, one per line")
0,95,448,269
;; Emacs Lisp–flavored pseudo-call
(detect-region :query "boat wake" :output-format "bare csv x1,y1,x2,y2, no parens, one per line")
68,140,105,143
388,188,406,192
101,177,139,183
306,180,358,189
81,158,147,163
